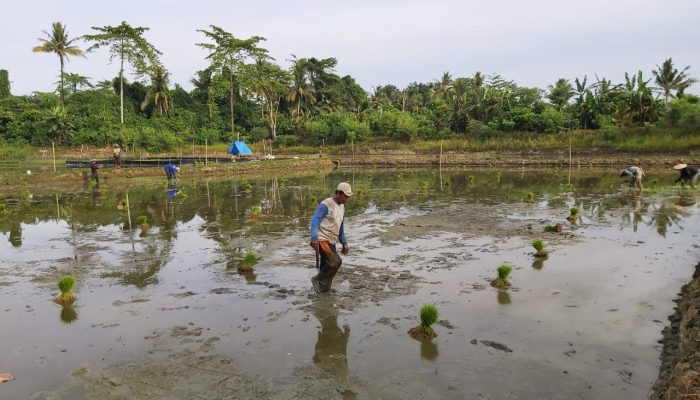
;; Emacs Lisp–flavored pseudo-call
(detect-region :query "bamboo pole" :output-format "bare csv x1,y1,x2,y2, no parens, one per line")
126,193,133,231
52,141,56,173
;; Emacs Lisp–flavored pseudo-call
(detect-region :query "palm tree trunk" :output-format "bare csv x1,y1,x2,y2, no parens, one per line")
59,56,65,105
229,67,235,135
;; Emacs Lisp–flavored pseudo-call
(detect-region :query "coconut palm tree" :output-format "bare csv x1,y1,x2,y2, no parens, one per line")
432,71,453,101
547,78,574,111
32,22,85,104
141,63,171,117
287,57,316,119
653,58,698,102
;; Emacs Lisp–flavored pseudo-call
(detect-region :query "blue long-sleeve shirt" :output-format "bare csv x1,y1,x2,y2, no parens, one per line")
310,201,347,244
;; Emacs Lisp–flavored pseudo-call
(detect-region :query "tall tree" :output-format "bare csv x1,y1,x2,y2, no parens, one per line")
287,56,316,120
653,58,698,103
83,21,162,124
61,73,93,94
0,70,10,98
547,78,574,111
32,22,85,104
245,61,291,141
196,25,268,135
432,72,453,101
141,63,171,117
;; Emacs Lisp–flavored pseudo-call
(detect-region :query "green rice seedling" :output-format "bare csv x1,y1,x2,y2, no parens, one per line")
250,205,261,218
532,239,548,257
544,224,556,232
56,275,76,303
408,304,439,340
136,215,148,225
238,251,258,272
23,190,32,199
309,194,317,205
496,171,502,183
468,175,475,184
117,199,128,211
491,264,512,289
421,181,429,189
243,182,253,193
526,192,535,204
0,203,5,213
567,207,579,222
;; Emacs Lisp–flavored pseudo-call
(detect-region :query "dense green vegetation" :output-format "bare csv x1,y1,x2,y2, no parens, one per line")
1,21,699,153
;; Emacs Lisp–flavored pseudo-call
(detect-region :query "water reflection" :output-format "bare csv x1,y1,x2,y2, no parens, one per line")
420,340,439,361
532,259,544,270
0,171,696,254
60,304,78,324
497,290,511,305
8,223,21,247
312,302,349,377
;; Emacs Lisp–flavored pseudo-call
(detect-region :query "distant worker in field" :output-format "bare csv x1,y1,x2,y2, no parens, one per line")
164,163,179,182
113,144,122,169
90,159,100,183
674,163,699,187
620,166,644,191
309,182,353,295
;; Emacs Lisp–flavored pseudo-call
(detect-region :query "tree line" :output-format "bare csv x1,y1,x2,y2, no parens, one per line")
0,21,698,151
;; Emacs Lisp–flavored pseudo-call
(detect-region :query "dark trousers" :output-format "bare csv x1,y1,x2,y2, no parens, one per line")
314,241,342,292
114,155,121,168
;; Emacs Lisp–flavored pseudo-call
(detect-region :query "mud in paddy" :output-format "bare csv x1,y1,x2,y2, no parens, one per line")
0,169,699,399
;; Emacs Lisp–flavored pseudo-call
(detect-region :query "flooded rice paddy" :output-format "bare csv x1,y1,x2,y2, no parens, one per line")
1,169,699,400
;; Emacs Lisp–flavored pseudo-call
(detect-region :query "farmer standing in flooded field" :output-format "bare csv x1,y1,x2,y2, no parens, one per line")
309,182,353,294
90,159,100,183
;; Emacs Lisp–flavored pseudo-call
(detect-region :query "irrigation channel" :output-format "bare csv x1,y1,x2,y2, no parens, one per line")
0,169,698,399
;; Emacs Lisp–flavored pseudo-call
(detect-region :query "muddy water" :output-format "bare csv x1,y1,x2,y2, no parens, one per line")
1,170,699,400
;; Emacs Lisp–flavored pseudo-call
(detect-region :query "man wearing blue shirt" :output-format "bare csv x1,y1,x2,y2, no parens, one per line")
309,182,353,294
164,163,179,181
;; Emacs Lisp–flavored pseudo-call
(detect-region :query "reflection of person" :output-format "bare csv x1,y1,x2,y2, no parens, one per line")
309,182,353,294
113,144,122,169
313,305,350,377
674,163,699,187
90,159,100,183
620,166,644,191
164,163,179,181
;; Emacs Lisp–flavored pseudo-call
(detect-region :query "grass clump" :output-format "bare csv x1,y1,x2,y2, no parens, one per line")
117,199,128,211
532,239,548,257
408,304,439,341
56,275,76,303
491,264,512,289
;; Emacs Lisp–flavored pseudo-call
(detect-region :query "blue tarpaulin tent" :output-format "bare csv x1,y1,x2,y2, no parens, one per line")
228,141,253,156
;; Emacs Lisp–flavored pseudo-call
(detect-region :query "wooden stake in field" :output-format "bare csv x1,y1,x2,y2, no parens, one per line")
205,139,208,166
568,136,572,184
52,141,56,173
439,142,443,190
126,193,133,231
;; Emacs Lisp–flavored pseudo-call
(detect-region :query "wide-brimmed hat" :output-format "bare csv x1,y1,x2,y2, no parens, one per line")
674,163,688,170
336,182,353,197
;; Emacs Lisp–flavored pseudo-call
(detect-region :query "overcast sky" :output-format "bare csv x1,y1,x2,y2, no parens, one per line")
3,0,699,96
